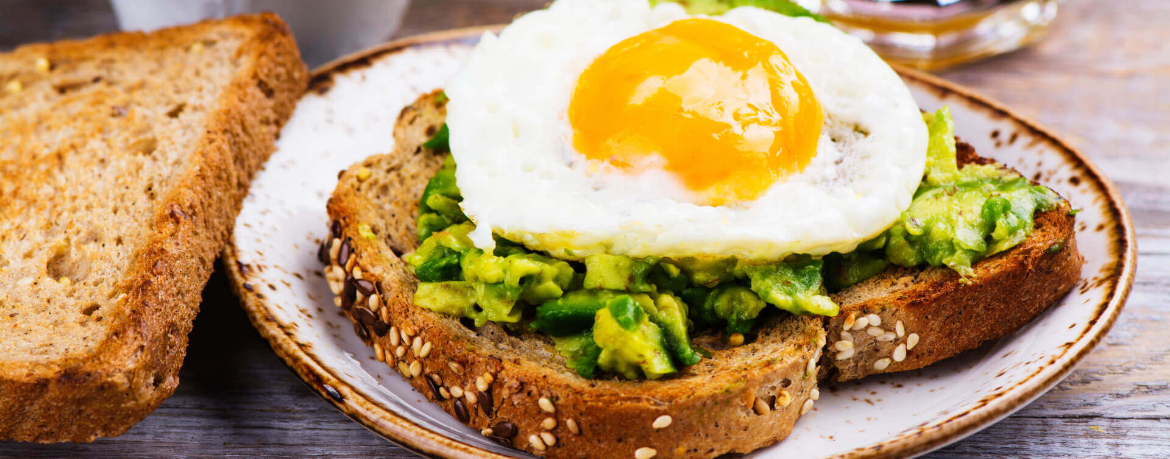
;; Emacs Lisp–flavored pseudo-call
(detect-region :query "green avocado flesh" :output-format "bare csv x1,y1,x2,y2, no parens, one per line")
403,106,1060,379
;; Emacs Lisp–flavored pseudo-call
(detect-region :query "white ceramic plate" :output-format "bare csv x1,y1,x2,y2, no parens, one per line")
224,28,1135,459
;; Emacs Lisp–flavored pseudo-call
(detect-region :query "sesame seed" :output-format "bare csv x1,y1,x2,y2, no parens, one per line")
566,418,580,435
353,266,363,279
476,376,489,393
189,41,204,52
540,432,557,446
777,390,792,407
528,434,546,451
866,313,882,327
449,362,465,375
652,415,672,429
835,348,855,360
800,399,814,415
412,337,422,355
866,326,884,337
464,390,478,405
397,361,410,376
404,326,416,337
728,333,744,346
5,80,23,94
805,357,816,375
877,331,897,342
429,374,443,385
635,447,657,459
17,277,35,286
329,280,342,295
450,386,464,398
843,313,856,330
357,166,371,181
374,343,385,362
874,358,891,371
35,57,50,72
840,331,853,343
481,428,494,437
541,417,557,430
810,388,820,401
330,238,341,262
409,361,422,377
483,372,495,384
833,340,853,351
439,387,450,399
753,397,771,415
539,397,556,414
332,297,342,308
907,333,920,350
420,342,433,358
389,327,400,346
369,294,380,312
851,316,869,331
896,320,905,338
400,328,410,345
894,344,907,362
395,346,406,358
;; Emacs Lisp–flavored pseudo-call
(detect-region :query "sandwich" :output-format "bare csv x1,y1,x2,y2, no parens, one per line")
0,15,306,441
322,1,1082,457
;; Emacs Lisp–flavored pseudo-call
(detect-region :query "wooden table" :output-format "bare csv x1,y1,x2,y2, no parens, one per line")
3,0,1167,457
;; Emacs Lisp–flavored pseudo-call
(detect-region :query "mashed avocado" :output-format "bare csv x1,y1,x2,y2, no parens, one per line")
649,0,828,22
403,105,1061,379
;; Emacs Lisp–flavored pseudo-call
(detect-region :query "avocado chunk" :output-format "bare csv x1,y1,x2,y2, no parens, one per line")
682,284,766,335
405,222,476,282
416,154,464,240
593,295,677,380
672,257,737,287
422,122,450,152
638,292,702,366
413,281,477,317
740,258,838,316
650,0,828,22
552,331,603,379
823,249,889,292
531,290,624,337
583,254,657,293
648,260,688,293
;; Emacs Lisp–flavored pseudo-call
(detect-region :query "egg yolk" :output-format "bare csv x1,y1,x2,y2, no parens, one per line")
569,19,823,206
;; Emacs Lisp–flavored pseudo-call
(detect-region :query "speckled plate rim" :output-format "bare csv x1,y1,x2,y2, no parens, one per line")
223,26,1137,459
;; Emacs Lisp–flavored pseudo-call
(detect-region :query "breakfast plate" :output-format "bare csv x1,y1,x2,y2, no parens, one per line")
223,27,1135,459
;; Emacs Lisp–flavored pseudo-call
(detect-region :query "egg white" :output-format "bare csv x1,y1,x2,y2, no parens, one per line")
444,0,927,261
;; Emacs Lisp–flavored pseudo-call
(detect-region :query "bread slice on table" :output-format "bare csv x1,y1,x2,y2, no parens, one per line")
0,15,306,442
823,144,1084,382
325,91,826,459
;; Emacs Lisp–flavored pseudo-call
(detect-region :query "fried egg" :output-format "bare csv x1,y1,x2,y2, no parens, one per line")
445,0,927,261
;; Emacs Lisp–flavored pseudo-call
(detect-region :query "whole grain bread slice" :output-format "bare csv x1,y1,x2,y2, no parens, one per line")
823,144,1083,382
0,15,306,442
325,91,827,459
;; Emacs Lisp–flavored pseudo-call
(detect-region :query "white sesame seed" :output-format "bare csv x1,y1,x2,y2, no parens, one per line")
412,337,422,355
345,256,356,271
464,390,478,405
811,388,821,401
389,327,400,346
566,418,580,435
635,447,657,459
806,357,816,375
852,316,869,331
476,376,489,393
332,297,342,308
834,340,853,351
840,331,854,343
874,358,891,371
439,387,449,399
395,346,406,358
541,417,557,430
539,397,556,414
753,397,771,415
835,348,855,360
369,294,380,311
373,343,385,362
877,331,897,342
483,373,495,384
328,280,342,295
866,313,882,327
420,342,433,358
449,361,464,375
400,329,410,345
429,374,442,385
528,434,546,451
540,432,556,446
450,386,464,398
397,361,410,376
895,320,905,338
800,399,814,415
894,344,907,362
728,333,744,346
352,266,363,279
652,415,672,429
843,313,856,330
481,428,493,437
330,238,341,262
867,326,884,337
409,361,422,377
907,333,920,350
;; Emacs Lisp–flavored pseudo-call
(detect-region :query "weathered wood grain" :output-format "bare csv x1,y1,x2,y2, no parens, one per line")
1,0,1167,458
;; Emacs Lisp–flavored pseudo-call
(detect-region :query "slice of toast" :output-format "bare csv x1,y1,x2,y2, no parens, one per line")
0,15,306,442
823,144,1083,381
325,91,826,459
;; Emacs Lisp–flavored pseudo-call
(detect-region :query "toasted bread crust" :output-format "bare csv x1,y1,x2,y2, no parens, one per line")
824,144,1084,381
0,14,306,442
325,91,826,459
